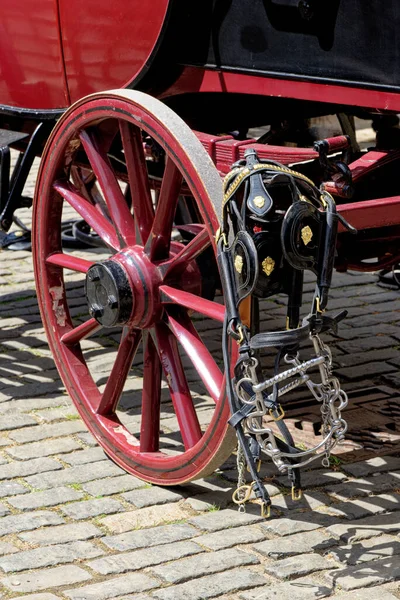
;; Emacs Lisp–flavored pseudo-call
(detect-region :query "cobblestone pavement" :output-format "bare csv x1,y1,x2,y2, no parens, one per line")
0,160,400,599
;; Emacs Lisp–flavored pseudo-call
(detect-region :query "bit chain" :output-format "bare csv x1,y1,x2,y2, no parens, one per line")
240,332,348,472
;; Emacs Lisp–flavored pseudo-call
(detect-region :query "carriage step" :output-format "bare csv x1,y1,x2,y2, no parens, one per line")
0,129,29,148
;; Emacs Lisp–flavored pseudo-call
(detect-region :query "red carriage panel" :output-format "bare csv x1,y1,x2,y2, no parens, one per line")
58,0,170,103
0,0,68,109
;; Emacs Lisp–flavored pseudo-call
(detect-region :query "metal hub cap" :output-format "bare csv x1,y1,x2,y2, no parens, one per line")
85,261,133,327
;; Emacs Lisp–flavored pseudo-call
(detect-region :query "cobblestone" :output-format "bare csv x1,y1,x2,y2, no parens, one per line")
264,552,339,579
19,522,103,546
277,469,347,489
7,438,82,460
0,480,29,497
61,497,124,520
195,524,266,550
12,595,62,600
189,508,263,532
326,512,400,543
82,474,146,496
325,472,400,500
87,540,203,574
238,577,333,599
24,460,125,489
0,413,37,430
64,573,158,600
338,336,398,353
35,406,79,422
1,565,92,593
0,510,64,536
9,420,88,443
341,456,400,478
0,456,62,480
121,486,184,507
184,490,231,511
8,486,84,510
260,517,323,537
317,492,400,520
99,503,192,532
0,502,12,517
151,568,268,600
327,557,400,590
62,447,107,466
253,530,337,558
101,523,199,551
330,586,400,599
0,540,104,572
337,362,396,380
0,540,19,555
329,534,400,565
149,547,259,584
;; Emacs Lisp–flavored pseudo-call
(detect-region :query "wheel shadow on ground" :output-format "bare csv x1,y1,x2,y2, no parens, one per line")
0,285,68,402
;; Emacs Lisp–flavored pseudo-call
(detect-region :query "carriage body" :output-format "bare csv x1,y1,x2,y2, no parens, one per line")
1,1,399,486
3,0,400,113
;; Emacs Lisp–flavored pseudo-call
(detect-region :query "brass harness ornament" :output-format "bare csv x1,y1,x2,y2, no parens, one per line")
261,256,275,276
253,195,265,208
234,254,244,274
301,225,313,246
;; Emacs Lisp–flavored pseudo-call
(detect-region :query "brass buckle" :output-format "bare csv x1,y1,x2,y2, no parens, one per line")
232,483,271,518
261,502,271,519
246,459,262,474
236,325,245,346
291,486,303,501
315,296,325,314
215,228,228,247
269,405,285,421
232,482,254,506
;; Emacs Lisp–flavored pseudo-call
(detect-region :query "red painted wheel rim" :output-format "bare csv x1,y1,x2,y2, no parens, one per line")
33,90,236,484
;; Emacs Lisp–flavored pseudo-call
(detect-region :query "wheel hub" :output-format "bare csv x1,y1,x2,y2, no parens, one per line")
85,261,134,327
86,244,203,329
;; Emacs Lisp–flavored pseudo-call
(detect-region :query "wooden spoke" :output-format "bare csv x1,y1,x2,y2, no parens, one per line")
160,285,225,322
46,253,93,273
146,157,183,261
61,318,102,345
154,322,202,449
139,334,162,452
119,120,154,244
167,311,223,403
80,129,136,247
162,226,210,278
54,180,120,250
96,328,142,416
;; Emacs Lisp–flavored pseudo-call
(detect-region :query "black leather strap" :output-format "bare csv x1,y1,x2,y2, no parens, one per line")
250,321,310,350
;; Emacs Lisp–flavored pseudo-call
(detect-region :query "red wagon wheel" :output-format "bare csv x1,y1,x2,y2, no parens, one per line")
32,90,236,485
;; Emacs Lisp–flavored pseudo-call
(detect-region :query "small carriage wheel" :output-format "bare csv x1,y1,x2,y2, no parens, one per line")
33,90,236,484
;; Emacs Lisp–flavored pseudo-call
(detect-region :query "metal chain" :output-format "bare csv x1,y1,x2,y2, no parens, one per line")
235,442,248,513
239,331,348,472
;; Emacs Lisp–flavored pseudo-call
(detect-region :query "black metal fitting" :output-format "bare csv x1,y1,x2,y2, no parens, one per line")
85,260,133,327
